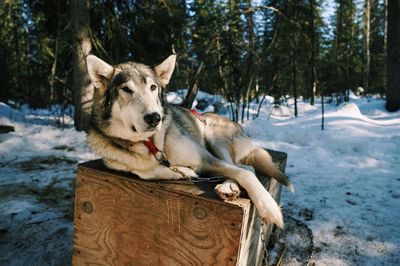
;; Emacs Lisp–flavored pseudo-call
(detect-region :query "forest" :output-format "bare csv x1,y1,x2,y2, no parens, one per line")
0,0,399,130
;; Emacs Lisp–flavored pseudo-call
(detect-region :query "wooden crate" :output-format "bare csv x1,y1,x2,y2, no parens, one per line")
72,150,287,266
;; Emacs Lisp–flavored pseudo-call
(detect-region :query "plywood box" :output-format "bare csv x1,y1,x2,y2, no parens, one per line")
72,150,287,266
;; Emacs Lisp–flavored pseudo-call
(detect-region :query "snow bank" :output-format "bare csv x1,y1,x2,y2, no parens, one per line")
0,102,25,124
244,97,400,265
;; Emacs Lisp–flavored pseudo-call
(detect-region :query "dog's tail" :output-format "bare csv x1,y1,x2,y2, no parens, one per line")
242,147,295,192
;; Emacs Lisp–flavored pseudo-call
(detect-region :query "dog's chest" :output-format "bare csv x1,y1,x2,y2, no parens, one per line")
162,128,204,169
130,142,150,154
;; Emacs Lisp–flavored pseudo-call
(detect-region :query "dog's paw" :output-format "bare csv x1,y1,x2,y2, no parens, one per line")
215,180,241,201
254,193,284,228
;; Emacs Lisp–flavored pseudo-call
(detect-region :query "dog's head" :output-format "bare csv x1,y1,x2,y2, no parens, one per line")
87,54,176,140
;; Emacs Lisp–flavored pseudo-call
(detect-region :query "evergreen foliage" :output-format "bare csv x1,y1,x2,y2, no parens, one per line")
0,0,394,118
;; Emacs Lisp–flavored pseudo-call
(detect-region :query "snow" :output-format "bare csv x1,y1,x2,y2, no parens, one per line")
0,105,95,265
243,94,400,265
0,94,399,265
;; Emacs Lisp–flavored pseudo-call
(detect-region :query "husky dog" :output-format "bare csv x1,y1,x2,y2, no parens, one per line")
86,54,293,228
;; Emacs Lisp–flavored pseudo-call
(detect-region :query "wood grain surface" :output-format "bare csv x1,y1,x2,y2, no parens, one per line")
72,150,287,266
237,150,287,266
73,169,246,265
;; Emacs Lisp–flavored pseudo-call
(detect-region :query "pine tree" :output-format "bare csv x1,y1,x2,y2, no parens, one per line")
334,0,360,103
182,0,221,108
309,0,318,106
0,1,29,103
369,0,387,95
386,0,400,111
71,0,93,131
363,0,371,94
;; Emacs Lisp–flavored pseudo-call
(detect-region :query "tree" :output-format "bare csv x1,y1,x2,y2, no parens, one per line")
71,0,93,131
309,0,318,106
289,1,298,117
334,0,361,103
386,0,400,111
259,1,282,102
181,0,220,109
363,0,371,93
369,0,386,95
0,1,29,103
0,0,393,121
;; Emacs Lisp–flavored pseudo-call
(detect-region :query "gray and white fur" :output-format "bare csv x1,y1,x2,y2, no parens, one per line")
86,54,294,228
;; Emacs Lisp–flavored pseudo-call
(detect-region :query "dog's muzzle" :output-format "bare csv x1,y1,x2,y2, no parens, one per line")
144,112,161,128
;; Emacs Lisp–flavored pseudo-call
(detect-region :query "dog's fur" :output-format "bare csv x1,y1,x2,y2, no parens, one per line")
86,54,293,228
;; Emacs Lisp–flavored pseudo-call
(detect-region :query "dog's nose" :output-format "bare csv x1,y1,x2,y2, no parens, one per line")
144,112,161,127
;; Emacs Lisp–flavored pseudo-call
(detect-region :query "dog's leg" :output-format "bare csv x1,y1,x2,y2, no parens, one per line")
215,179,241,201
134,165,198,181
239,147,294,192
214,163,258,201
104,158,197,180
206,139,242,201
202,160,283,228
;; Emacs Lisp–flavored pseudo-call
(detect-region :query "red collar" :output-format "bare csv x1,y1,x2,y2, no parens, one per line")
190,109,206,123
143,138,170,167
143,109,204,166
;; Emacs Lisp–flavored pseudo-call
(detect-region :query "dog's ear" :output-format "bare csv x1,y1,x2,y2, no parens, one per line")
86,55,114,89
154,54,176,87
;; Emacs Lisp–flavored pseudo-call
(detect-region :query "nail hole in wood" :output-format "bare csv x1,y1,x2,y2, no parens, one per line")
82,201,93,214
194,207,208,220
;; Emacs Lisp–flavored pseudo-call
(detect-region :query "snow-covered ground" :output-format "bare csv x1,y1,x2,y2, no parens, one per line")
0,103,95,265
244,95,400,265
0,94,399,265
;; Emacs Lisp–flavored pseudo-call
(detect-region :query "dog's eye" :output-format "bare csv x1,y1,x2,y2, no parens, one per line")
121,87,133,94
150,85,157,91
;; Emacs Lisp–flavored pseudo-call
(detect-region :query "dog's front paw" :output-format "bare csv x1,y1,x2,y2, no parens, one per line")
254,192,284,228
215,180,241,201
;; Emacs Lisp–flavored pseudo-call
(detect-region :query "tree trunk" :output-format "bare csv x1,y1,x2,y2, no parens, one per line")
50,4,60,105
243,0,255,122
292,42,298,117
383,0,388,92
321,93,325,131
290,3,298,117
181,35,216,109
181,61,204,109
11,7,23,99
345,4,355,102
309,0,317,106
50,35,59,104
384,0,388,51
71,0,93,131
386,0,400,111
363,0,371,94
335,0,343,105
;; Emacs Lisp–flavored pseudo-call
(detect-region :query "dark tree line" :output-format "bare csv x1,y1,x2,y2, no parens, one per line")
0,0,398,130
386,0,400,112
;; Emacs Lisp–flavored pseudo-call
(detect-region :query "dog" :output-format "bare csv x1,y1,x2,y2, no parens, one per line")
85,54,293,228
